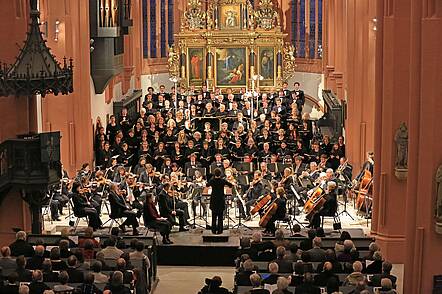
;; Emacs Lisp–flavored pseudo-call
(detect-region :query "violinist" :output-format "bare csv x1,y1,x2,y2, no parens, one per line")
206,168,233,234
108,183,140,235
123,174,144,219
263,187,287,236
139,164,160,191
190,170,207,217
157,183,189,232
113,166,127,185
279,168,295,199
143,193,173,244
71,182,102,231
309,181,338,229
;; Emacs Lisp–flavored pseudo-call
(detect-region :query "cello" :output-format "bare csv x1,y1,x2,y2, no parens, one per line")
259,198,278,227
355,170,373,212
303,187,325,219
250,194,272,215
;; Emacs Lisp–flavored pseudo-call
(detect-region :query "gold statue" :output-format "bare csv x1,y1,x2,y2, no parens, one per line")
168,45,180,78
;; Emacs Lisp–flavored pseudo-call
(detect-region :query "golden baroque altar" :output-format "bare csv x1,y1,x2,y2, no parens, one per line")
168,0,296,92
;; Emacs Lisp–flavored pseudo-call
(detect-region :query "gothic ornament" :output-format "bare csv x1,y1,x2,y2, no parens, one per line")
167,45,180,79
282,44,297,80
254,0,280,30
0,0,73,98
435,165,442,234
183,0,207,30
394,122,408,180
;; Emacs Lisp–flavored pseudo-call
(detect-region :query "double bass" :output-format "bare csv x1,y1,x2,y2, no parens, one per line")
355,170,373,212
303,187,325,219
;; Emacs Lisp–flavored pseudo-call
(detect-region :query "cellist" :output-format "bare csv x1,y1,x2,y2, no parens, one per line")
308,181,338,229
263,187,287,236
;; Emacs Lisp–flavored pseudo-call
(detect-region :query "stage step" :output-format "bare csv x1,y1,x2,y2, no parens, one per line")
202,230,230,243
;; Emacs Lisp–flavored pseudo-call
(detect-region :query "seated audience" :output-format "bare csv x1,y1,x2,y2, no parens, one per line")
116,258,133,284
49,247,68,271
283,242,299,262
294,273,320,294
272,230,290,249
66,255,84,283
369,261,397,288
274,277,292,294
95,251,112,271
291,225,304,238
28,270,50,294
9,231,34,257
78,273,102,294
27,245,45,270
337,240,355,263
83,239,96,260
53,271,75,293
91,261,109,284
326,277,342,294
250,231,275,261
334,231,352,253
199,276,231,294
42,259,59,283
316,249,343,274
104,271,131,294
299,229,316,251
363,251,383,274
99,236,124,260
363,242,380,261
307,237,326,262
2,273,19,294
246,273,270,294
129,241,151,269
133,267,149,294
377,278,397,294
314,262,338,287
343,261,365,286
236,259,255,286
0,246,17,270
78,227,100,248
15,255,32,282
18,285,30,294
273,246,293,273
59,240,72,258
262,262,280,285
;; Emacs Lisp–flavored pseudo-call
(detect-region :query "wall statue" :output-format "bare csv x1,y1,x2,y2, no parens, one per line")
394,122,408,169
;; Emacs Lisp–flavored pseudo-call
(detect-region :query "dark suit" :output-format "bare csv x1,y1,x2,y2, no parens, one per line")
72,192,102,229
247,289,270,294
235,270,254,286
206,177,233,234
108,191,139,230
274,258,294,273
67,267,84,283
1,284,19,294
26,255,44,270
369,273,397,288
28,281,50,294
314,270,339,287
294,282,321,294
157,189,187,229
262,274,279,285
294,90,305,116
9,240,34,257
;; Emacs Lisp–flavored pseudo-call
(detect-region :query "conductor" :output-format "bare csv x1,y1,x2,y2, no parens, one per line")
206,168,233,234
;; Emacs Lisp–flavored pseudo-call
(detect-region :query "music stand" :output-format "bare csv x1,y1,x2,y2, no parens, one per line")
234,162,254,173
277,163,294,174
267,162,278,174
290,186,306,228
186,167,207,178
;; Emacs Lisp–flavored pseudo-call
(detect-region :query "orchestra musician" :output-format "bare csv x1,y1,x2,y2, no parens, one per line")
122,174,144,219
190,170,207,217
355,152,374,182
71,182,103,231
157,183,189,232
108,183,140,235
139,164,160,191
309,181,338,228
263,187,288,236
143,193,173,244
244,171,266,219
206,168,233,234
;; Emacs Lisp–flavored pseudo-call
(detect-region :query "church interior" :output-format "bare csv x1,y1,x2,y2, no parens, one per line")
0,0,441,293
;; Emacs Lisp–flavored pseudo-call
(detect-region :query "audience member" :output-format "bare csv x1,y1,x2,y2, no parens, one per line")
100,236,124,260
66,255,84,283
343,261,365,286
377,278,397,294
9,231,34,257
283,242,299,262
262,262,280,285
0,247,17,270
49,247,67,271
96,251,112,271
294,273,320,294
246,273,270,294
2,273,19,294
18,285,29,294
337,240,355,263
41,259,59,283
59,240,72,258
299,229,316,251
133,267,150,294
53,271,74,293
273,246,293,273
369,261,397,288
314,261,338,287
272,230,290,249
83,239,96,260
250,231,275,261
104,271,132,294
291,225,304,238
363,242,380,261
275,277,292,294
334,231,352,253
236,259,254,286
26,245,45,270
316,249,342,274
325,276,342,294
363,251,383,274
78,227,100,248
15,255,32,282
116,258,133,284
199,276,230,294
78,273,102,294
91,261,109,284
307,237,326,262
28,270,50,294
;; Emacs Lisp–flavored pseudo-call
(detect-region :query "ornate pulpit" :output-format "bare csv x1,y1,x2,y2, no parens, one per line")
168,0,296,92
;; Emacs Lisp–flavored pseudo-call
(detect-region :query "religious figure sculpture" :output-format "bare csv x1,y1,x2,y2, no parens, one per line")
225,10,238,28
435,165,442,234
394,122,408,169
168,45,180,78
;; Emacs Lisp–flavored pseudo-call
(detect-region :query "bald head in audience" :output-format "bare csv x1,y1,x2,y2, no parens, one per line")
268,262,279,274
353,261,363,273
249,273,262,287
18,285,29,294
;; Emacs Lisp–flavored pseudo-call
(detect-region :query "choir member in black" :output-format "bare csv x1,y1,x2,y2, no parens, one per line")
293,82,305,117
200,141,214,169
309,181,338,228
338,136,346,157
231,140,245,161
264,187,288,235
206,168,233,234
106,115,121,144
210,154,224,176
119,107,132,136
318,154,333,172
299,120,313,147
276,141,292,159
320,135,332,156
157,183,188,232
120,143,133,167
184,153,202,176
293,156,306,176
143,193,173,244
71,182,102,230
108,183,140,235
153,142,167,170
96,141,111,168
309,142,322,164
257,142,272,163
329,143,342,171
